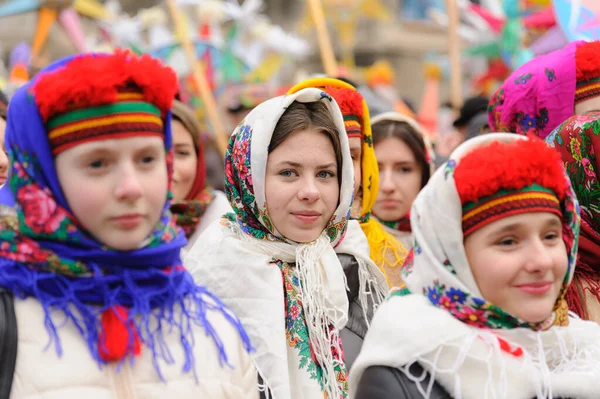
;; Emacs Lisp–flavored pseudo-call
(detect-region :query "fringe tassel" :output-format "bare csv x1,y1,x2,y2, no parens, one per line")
355,256,387,327
296,234,345,399
360,218,408,287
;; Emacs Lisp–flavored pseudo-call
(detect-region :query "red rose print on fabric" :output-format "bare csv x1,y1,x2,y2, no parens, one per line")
17,184,67,235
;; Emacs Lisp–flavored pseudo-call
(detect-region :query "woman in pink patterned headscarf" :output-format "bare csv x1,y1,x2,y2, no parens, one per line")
489,40,600,139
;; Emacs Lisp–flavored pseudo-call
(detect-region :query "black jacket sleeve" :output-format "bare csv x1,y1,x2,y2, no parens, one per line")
354,364,451,399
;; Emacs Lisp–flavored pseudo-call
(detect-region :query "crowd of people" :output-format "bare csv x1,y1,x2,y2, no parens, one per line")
0,40,599,399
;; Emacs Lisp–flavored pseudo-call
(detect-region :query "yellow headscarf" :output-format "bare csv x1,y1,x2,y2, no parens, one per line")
288,78,407,286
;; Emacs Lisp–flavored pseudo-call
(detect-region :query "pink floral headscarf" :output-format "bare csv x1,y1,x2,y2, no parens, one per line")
488,41,581,139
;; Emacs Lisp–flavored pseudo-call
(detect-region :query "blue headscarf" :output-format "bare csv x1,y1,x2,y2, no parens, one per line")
0,53,251,379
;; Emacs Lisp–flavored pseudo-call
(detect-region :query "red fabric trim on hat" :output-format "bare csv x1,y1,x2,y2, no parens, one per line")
576,41,600,85
454,137,569,205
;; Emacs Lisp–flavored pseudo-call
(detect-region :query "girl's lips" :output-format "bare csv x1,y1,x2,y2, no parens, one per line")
292,212,321,224
515,281,552,295
379,199,401,209
111,214,143,229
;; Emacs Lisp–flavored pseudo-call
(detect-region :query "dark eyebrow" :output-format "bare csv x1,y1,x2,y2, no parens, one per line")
277,161,337,169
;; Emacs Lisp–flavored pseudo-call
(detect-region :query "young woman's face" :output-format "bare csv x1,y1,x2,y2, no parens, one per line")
265,129,340,243
0,118,9,186
372,137,422,221
464,212,568,323
55,136,168,251
348,137,362,197
171,120,198,201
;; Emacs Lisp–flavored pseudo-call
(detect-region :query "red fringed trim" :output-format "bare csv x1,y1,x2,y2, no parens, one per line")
575,41,600,83
34,50,179,122
324,86,364,118
454,137,569,204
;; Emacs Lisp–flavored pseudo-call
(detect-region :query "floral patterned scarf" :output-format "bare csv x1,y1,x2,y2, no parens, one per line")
488,41,580,139
171,188,216,239
349,134,600,399
186,88,358,399
547,112,600,320
0,55,251,378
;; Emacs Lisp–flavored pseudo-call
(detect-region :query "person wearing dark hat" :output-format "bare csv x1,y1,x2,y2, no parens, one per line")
453,95,489,135
0,89,9,186
436,96,489,165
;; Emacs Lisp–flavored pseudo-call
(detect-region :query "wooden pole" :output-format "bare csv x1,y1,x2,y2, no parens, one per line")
166,0,228,157
307,0,338,76
447,0,463,110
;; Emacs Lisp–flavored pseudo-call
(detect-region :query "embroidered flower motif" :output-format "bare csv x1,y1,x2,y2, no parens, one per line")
583,158,596,177
545,68,556,82
456,306,488,328
439,295,457,310
514,73,532,85
424,280,527,330
570,137,583,162
278,261,348,397
401,249,414,278
447,287,466,304
427,286,441,303
443,258,456,275
536,108,549,129
17,184,67,235
290,304,300,319
520,114,536,130
444,159,456,179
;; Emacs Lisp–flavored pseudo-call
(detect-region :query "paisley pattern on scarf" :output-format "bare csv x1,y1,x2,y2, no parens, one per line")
279,260,349,397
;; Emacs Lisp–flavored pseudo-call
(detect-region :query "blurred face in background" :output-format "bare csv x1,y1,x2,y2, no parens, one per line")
171,119,198,201
373,136,422,221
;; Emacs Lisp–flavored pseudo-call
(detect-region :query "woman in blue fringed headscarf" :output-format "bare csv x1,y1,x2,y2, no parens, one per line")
0,51,257,398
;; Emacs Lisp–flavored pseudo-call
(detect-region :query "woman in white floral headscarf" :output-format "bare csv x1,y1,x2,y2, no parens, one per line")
185,88,387,399
350,134,600,399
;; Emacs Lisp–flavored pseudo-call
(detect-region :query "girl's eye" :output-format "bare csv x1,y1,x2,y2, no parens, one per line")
394,166,413,173
176,151,190,156
141,156,155,164
497,238,517,247
317,170,335,179
544,232,560,241
89,159,105,169
279,170,297,178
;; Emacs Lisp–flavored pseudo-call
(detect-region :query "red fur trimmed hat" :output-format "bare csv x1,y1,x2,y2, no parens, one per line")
575,41,600,104
454,137,569,237
324,86,364,138
33,50,178,155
